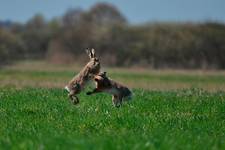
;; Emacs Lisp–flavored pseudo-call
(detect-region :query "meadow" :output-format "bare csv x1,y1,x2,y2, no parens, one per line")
0,61,225,149
1,61,225,91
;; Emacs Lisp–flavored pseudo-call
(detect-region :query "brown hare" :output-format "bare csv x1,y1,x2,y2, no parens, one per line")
65,48,100,105
86,72,132,107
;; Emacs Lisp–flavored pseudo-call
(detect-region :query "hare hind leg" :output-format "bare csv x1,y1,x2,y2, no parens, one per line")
112,95,122,108
68,92,79,105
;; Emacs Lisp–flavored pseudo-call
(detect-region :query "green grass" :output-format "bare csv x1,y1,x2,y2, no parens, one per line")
1,69,225,91
0,88,225,150
1,69,225,83
1,62,225,149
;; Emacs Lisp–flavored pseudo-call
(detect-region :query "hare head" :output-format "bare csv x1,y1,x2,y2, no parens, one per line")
94,72,111,87
85,48,100,75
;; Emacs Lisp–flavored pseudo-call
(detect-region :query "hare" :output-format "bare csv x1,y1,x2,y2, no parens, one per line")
86,72,132,107
65,48,100,105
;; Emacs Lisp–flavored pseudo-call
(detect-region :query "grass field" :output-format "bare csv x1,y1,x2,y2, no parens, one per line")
0,61,225,149
1,61,225,91
0,88,225,149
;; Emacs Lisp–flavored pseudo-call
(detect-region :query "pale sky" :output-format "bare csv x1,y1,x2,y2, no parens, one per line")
0,0,225,24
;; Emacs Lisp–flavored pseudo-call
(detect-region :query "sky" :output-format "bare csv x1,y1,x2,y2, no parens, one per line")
0,0,225,24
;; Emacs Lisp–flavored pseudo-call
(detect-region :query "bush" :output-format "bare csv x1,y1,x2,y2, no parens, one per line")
0,3,225,69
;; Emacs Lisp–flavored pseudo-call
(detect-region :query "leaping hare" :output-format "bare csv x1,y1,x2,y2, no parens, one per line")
86,72,132,107
65,48,100,105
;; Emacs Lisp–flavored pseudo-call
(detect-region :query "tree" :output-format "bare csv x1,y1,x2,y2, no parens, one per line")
0,28,23,65
62,8,84,27
22,14,50,59
87,2,127,27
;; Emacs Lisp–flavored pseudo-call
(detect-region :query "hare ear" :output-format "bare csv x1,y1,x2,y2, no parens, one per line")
86,48,92,59
91,48,95,58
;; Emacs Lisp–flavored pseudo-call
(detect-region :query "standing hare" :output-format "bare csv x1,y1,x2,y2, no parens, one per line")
65,48,100,105
86,72,132,107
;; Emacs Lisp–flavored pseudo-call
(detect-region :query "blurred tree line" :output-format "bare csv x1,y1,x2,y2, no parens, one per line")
0,2,225,69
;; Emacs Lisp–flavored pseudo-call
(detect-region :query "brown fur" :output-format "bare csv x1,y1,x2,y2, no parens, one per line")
65,48,100,104
87,72,132,107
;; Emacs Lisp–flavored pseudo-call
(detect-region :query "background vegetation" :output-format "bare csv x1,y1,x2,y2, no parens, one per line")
1,2,225,69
